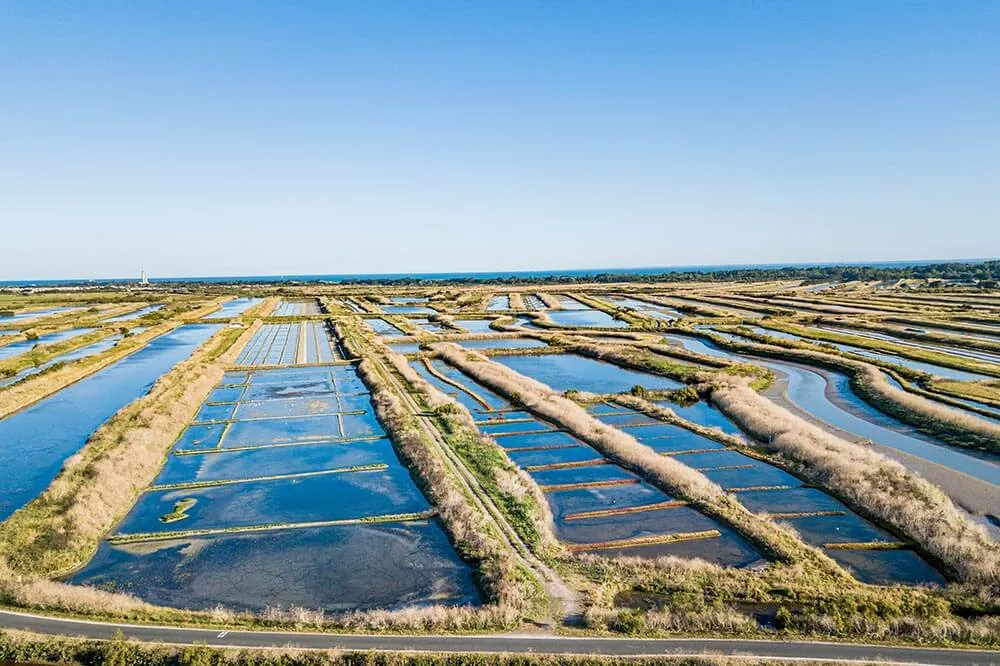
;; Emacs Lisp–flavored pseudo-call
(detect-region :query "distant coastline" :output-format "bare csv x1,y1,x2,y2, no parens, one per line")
2,257,996,287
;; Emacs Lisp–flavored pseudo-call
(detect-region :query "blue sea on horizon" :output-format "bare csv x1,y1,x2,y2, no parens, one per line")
1,258,993,288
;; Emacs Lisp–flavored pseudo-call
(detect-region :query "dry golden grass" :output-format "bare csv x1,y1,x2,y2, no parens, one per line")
709,378,1000,583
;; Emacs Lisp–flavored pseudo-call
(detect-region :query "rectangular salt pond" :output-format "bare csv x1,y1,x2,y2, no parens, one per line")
413,318,448,333
545,482,673,521
480,420,556,436
204,297,262,319
557,296,589,310
507,446,605,468
622,423,729,452
782,513,896,546
558,505,723,546
547,309,629,328
383,305,436,315
530,464,636,487
71,521,481,612
0,327,96,361
235,322,337,366
738,487,850,515
388,341,422,354
702,463,803,490
365,318,405,337
104,304,164,322
454,319,497,334
653,400,747,437
493,431,580,450
579,525,763,568
156,439,398,486
0,324,222,521
827,548,945,586
115,467,431,537
494,354,683,393
457,338,547,351
486,295,510,311
272,299,321,316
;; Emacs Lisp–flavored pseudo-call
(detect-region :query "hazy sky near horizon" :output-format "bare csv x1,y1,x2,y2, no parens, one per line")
1,2,998,280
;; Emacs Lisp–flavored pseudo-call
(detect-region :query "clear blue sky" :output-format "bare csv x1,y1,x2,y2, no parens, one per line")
1,1,998,280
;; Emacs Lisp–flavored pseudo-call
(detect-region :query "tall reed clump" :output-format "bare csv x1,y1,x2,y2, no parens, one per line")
356,358,533,628
429,343,841,572
0,322,261,581
708,378,1000,583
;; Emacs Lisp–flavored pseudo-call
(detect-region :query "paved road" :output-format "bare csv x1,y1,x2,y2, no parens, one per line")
2,610,999,664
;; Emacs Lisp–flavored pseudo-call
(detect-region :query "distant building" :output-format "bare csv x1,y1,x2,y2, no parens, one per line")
140,270,149,285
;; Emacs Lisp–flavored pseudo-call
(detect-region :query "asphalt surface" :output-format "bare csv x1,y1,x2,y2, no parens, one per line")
2,610,999,664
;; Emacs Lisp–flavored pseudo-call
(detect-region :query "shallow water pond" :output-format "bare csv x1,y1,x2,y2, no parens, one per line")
365,318,405,337
827,548,945,586
454,319,497,334
586,526,762,567
156,439,397,486
737,487,849,515
530,464,636,488
494,354,682,393
205,298,262,319
507,446,605,468
558,505,723,545
492,431,580,450
782,513,895,546
547,309,628,329
383,305,436,315
457,338,547,350
105,304,164,323
388,341,422,354
71,521,481,612
480,419,555,436
702,463,803,490
117,466,430,536
545,482,673,521
486,296,510,311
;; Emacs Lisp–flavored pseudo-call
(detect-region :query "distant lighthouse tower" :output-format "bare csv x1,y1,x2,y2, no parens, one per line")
140,270,149,285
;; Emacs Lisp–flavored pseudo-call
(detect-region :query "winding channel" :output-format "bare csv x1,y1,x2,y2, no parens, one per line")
661,334,1000,489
